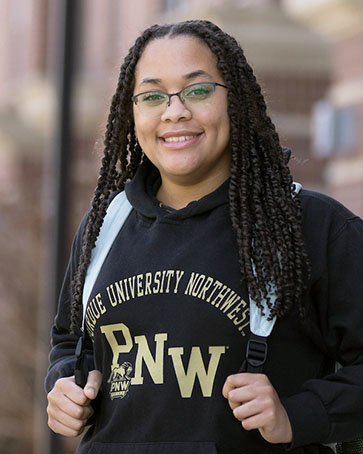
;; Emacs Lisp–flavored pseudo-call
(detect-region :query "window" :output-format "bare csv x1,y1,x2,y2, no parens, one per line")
162,0,180,12
335,107,356,152
311,100,356,156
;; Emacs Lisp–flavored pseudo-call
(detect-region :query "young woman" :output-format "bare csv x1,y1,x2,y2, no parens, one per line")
45,20,363,454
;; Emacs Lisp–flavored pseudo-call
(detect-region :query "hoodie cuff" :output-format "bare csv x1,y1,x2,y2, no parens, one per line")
281,391,330,449
44,356,76,393
45,353,96,393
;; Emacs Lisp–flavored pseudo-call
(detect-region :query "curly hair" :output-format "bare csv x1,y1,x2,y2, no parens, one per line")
70,20,310,333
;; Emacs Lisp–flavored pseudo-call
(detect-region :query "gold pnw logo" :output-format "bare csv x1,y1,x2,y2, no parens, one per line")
108,361,133,400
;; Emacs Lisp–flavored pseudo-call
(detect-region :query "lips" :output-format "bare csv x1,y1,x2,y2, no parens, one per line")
158,131,203,149
164,135,199,143
159,131,203,142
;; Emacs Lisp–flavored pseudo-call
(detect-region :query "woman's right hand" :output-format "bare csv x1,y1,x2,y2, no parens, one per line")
47,370,103,437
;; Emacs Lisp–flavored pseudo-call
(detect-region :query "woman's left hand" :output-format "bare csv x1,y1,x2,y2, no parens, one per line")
222,373,292,444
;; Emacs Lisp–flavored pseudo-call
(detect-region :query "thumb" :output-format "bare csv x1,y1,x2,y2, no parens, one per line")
84,370,103,400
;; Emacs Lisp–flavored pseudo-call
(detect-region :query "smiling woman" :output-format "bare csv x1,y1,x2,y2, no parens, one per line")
133,36,231,208
45,20,363,454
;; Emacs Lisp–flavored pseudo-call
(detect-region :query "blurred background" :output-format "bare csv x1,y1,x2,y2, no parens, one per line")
0,0,362,453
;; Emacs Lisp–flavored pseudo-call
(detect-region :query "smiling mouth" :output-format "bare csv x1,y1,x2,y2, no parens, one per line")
162,135,200,143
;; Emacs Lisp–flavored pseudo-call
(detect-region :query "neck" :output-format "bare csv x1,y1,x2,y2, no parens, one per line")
156,172,230,210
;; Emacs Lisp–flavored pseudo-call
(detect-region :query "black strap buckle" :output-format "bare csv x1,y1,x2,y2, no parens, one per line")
75,335,88,388
242,334,268,373
75,335,84,359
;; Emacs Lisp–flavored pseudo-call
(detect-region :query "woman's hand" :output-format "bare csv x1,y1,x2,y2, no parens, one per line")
47,370,103,437
222,373,292,444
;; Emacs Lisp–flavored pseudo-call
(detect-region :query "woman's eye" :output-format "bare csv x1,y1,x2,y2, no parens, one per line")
141,93,165,104
185,85,212,100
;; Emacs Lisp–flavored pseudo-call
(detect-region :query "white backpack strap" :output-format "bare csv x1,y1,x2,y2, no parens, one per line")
249,289,277,337
250,181,302,337
82,191,133,324
293,181,302,195
244,182,302,371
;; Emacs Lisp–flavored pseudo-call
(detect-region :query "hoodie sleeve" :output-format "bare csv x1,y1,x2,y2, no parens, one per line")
282,206,363,448
44,212,95,393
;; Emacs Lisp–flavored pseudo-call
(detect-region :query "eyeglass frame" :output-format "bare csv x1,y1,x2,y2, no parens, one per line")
131,81,228,115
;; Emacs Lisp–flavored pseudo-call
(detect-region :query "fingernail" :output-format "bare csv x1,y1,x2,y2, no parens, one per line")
86,387,95,399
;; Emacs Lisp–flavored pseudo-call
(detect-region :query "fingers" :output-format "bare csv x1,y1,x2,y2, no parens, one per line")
48,389,94,420
47,405,92,437
231,395,276,429
223,372,263,396
222,373,293,444
49,376,89,406
47,375,98,437
227,376,272,405
222,373,268,404
84,370,103,400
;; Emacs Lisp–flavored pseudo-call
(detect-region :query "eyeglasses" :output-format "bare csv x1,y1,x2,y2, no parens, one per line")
132,82,227,118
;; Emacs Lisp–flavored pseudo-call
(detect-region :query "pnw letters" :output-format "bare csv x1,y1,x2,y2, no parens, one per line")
101,323,226,399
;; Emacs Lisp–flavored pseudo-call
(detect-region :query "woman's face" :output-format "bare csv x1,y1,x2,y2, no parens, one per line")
133,36,231,188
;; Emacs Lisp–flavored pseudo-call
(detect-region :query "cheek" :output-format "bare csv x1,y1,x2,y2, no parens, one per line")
207,112,230,142
199,101,229,133
133,113,156,145
216,104,231,140
133,108,145,133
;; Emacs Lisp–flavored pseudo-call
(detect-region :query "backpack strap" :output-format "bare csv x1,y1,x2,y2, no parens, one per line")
75,191,132,387
82,191,133,326
242,282,277,373
242,181,302,373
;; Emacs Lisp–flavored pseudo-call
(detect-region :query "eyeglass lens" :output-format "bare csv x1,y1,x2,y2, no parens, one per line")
135,82,218,117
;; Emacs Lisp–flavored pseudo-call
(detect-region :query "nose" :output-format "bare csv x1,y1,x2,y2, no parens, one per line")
161,95,192,122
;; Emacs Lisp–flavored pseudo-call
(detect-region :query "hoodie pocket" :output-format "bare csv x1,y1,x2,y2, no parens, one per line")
89,441,218,454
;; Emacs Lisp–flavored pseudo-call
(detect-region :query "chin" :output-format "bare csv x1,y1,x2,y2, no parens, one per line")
160,158,200,176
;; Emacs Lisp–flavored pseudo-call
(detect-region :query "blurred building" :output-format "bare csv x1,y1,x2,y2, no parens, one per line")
285,0,363,214
0,1,49,453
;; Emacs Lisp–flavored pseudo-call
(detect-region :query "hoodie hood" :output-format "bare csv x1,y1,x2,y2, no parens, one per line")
124,159,230,221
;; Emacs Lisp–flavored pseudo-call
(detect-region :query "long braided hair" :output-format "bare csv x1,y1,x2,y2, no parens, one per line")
71,20,310,333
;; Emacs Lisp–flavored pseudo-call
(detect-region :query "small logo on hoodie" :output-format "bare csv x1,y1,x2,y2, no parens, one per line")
107,361,133,400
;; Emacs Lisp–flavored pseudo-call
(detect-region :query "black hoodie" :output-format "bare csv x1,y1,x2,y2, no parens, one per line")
46,160,363,454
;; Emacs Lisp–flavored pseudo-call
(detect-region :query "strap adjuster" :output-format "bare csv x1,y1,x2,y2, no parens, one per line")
75,335,88,388
75,336,84,359
246,335,268,369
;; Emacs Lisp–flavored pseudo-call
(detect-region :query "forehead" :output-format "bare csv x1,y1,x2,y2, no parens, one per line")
134,36,220,87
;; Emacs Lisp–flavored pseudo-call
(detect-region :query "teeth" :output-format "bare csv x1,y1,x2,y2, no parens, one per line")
164,135,197,143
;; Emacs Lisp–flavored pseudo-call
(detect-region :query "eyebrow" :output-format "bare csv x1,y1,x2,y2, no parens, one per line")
183,70,213,80
140,77,163,85
140,70,213,86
